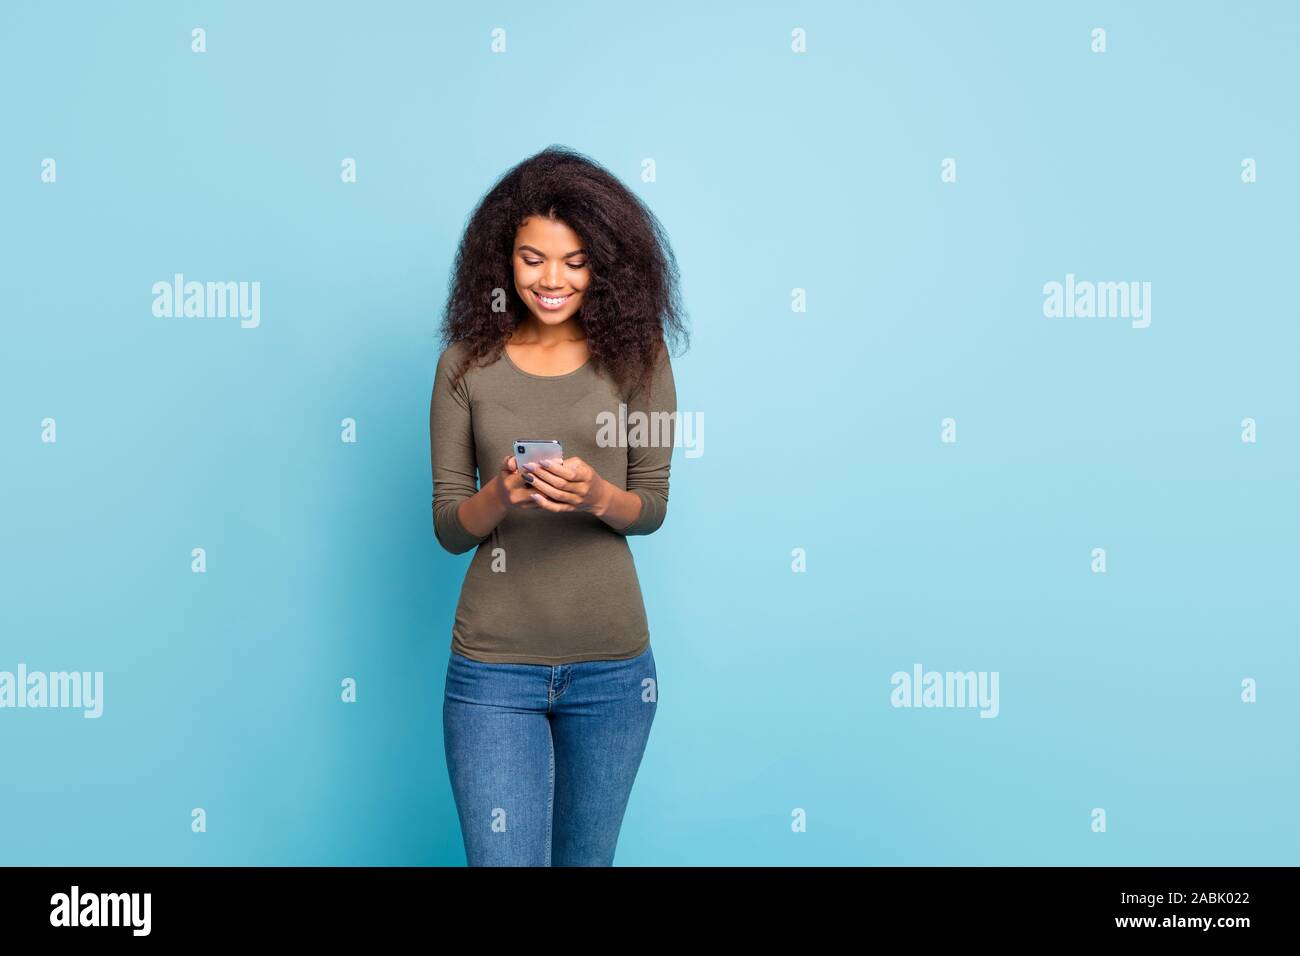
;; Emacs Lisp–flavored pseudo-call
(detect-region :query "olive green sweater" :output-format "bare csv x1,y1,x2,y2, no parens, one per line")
429,340,676,664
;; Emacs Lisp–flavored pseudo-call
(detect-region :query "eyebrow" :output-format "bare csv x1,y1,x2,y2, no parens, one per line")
517,244,586,258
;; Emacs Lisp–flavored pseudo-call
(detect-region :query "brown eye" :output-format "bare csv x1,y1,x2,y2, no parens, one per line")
568,261,587,270
522,258,542,266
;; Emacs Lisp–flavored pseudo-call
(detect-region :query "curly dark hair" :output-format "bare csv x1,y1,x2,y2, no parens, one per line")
437,145,688,400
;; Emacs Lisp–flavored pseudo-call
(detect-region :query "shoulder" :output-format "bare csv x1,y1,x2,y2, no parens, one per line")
436,339,471,373
433,341,480,402
625,340,676,404
436,339,501,385
647,339,676,382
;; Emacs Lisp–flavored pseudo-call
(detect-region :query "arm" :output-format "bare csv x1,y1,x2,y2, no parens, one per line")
429,348,503,554
602,346,676,536
592,479,646,532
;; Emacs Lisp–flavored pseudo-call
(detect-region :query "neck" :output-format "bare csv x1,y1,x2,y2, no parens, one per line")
511,315,586,346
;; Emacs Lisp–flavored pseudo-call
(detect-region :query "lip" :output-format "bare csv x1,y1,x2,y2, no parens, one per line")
532,290,574,311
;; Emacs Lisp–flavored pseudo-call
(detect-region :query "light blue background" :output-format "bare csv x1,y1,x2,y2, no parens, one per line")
2,1,1296,865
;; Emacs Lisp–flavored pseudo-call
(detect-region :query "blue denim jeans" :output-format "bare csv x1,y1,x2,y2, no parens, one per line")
442,642,658,866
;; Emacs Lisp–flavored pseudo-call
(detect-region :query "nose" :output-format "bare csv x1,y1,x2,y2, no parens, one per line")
541,260,564,289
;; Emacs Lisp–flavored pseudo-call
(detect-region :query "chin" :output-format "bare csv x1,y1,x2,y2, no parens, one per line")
539,305,579,322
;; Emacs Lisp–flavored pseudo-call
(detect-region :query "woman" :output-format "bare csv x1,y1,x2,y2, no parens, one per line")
429,145,688,866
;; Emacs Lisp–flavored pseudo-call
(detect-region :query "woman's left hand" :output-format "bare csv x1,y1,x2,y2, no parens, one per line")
521,456,607,514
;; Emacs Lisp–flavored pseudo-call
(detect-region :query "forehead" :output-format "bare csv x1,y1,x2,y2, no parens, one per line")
514,215,583,251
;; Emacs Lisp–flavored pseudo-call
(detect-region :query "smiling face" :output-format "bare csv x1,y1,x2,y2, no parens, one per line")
512,215,590,327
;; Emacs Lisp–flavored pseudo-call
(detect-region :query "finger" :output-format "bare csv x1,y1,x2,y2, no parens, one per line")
529,492,574,512
524,463,571,492
525,459,577,484
538,457,579,480
522,467,581,503
506,456,518,472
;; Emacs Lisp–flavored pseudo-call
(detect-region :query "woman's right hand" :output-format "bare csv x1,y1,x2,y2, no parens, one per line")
492,455,540,511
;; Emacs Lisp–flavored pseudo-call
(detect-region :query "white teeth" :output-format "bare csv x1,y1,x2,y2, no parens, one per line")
538,293,569,306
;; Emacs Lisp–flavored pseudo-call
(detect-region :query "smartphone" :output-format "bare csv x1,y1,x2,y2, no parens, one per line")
513,439,563,473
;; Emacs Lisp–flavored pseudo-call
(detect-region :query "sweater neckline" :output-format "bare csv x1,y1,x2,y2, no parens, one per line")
501,345,592,380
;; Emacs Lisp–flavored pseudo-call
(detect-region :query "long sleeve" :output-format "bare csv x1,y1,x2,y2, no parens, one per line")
614,347,676,536
430,346,489,555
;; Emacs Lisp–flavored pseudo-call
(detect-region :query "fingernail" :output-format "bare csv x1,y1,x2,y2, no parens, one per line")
523,462,536,471
524,474,533,482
